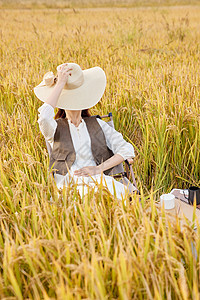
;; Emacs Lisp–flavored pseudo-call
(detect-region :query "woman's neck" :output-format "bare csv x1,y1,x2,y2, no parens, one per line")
65,110,82,127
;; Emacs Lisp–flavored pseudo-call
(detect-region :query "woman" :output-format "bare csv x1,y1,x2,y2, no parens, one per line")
34,63,135,200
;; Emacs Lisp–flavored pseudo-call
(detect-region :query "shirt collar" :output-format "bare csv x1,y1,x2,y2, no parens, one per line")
67,118,85,128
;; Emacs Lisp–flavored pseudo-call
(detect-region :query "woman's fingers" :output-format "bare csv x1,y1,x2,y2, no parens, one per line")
63,68,72,76
74,170,83,175
75,173,88,177
57,63,68,71
57,64,72,74
61,68,72,74
75,171,87,175
74,166,100,177
57,66,73,84
74,166,97,177
74,167,89,176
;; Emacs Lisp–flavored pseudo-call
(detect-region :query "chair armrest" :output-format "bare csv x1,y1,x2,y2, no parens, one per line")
125,158,134,166
124,158,137,189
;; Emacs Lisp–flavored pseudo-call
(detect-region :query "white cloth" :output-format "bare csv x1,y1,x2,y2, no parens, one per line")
38,103,135,200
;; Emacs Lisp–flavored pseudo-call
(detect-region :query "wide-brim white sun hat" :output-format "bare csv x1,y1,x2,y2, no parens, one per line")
33,63,107,110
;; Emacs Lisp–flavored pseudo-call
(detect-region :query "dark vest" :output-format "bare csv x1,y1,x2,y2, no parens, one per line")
49,116,114,176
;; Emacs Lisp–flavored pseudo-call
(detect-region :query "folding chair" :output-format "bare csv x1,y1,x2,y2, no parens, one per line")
45,112,138,194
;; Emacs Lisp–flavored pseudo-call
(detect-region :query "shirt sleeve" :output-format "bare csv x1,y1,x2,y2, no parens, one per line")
96,118,135,160
37,103,57,144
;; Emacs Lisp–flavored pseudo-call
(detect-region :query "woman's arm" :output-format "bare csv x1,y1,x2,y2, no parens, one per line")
38,103,57,143
37,64,72,143
96,118,135,160
74,154,123,176
97,154,124,172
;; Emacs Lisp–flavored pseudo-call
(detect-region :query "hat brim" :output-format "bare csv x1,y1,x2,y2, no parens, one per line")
33,67,106,110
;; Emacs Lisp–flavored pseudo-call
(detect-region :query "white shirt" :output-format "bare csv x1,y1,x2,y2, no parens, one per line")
38,103,135,199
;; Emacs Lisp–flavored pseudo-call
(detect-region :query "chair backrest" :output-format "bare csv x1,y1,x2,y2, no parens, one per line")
45,112,125,176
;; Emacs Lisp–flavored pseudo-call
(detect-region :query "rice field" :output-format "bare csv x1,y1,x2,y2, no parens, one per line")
0,2,200,299
1,0,200,9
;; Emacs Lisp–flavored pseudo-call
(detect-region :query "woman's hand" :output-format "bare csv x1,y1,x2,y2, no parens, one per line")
74,166,102,177
57,63,73,86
